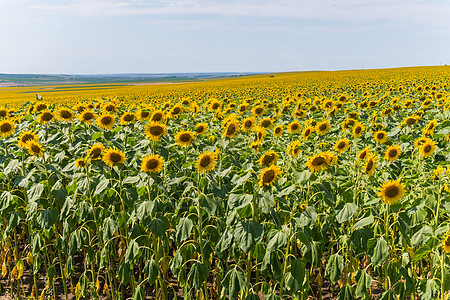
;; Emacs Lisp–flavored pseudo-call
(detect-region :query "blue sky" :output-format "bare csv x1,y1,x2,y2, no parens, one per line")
1,0,449,74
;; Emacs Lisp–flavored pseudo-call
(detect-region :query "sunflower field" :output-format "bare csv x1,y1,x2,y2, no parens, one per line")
1,66,450,299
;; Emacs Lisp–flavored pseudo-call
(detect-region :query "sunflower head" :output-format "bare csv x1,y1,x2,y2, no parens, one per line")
289,140,302,157
259,164,282,187
242,117,256,131
357,146,371,161
316,120,331,135
75,158,88,169
79,110,96,123
27,141,44,157
258,151,279,166
138,109,152,121
175,130,195,147
385,145,401,162
141,154,164,174
419,139,437,158
197,151,217,174
273,125,283,137
103,148,126,167
150,110,165,122
223,120,238,139
87,143,104,160
145,122,167,141
363,154,377,176
18,130,38,148
352,122,365,138
288,121,301,134
194,123,208,135
374,130,388,144
305,153,331,172
56,108,74,122
0,120,15,138
252,105,264,116
334,138,350,154
443,234,450,254
120,112,137,125
38,110,54,124
96,113,115,130
259,117,273,129
378,179,405,204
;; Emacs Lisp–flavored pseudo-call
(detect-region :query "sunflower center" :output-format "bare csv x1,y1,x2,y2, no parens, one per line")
36,104,47,111
244,120,253,128
179,133,192,142
0,110,7,117
31,144,41,154
359,151,367,160
21,133,34,143
318,124,327,131
260,120,271,128
41,112,53,121
90,148,102,159
262,154,275,164
140,111,150,118
195,126,205,133
123,114,135,122
424,145,432,153
212,103,220,110
389,149,398,157
385,186,399,198
263,170,275,183
226,124,236,136
172,107,181,115
1,123,12,133
445,237,450,246
337,142,346,149
406,118,416,125
255,107,263,115
152,113,163,122
83,112,94,121
275,127,281,134
291,124,299,131
105,105,115,112
146,159,158,169
366,160,374,171
60,110,72,119
200,156,211,167
354,126,362,134
101,116,113,125
377,133,385,140
150,125,163,136
312,156,325,166
109,152,122,163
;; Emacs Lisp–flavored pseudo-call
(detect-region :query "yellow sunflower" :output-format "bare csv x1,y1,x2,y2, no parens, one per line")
419,139,437,158
141,154,164,174
169,105,183,118
96,113,115,130
18,130,38,148
259,117,273,129
305,153,330,172
27,141,44,157
56,108,74,122
79,110,96,123
197,151,217,174
302,126,314,141
242,117,256,131
37,110,54,124
0,120,15,138
288,121,301,134
315,120,331,135
103,103,117,113
402,115,419,127
150,110,165,123
258,151,279,166
334,138,350,154
363,154,377,176
374,130,388,144
194,123,208,135
137,109,151,121
120,112,137,125
254,126,266,141
223,120,239,139
75,158,88,168
35,101,47,112
289,140,302,157
250,141,260,152
352,122,365,138
259,165,282,187
273,125,283,137
0,107,8,118
385,145,401,162
378,179,405,204
87,143,104,160
252,105,265,116
103,148,126,167
442,234,450,254
145,122,167,141
357,146,372,161
175,130,195,147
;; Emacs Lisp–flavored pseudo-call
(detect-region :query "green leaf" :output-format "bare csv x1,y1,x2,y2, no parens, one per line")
325,253,344,284
355,269,372,298
124,175,140,184
94,178,109,196
36,209,58,231
102,217,118,243
228,194,253,210
133,285,144,300
144,259,160,285
27,183,44,202
290,259,305,286
266,230,288,253
4,159,20,175
0,191,13,212
411,226,433,247
136,201,154,221
369,237,389,267
175,218,194,244
216,228,233,254
380,289,397,300
418,278,439,300
233,221,264,252
336,202,357,224
148,217,169,238
118,262,131,285
125,239,141,264
353,215,374,230
337,283,354,300
412,244,431,262
222,267,247,300
187,262,209,290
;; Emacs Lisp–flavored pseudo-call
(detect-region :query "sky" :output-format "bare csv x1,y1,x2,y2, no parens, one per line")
0,0,449,74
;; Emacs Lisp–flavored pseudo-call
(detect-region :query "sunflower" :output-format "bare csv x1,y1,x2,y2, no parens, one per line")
0,107,8,118
288,140,302,157
402,115,419,127
223,120,238,139
37,110,54,124
209,99,222,111
96,113,115,130
56,108,74,122
75,158,88,169
357,146,372,161
305,153,330,172
141,154,164,174
419,139,437,158
443,234,450,254
258,151,279,166
254,126,266,141
87,143,104,160
120,112,137,125
259,117,273,129
79,110,96,123
17,130,38,148
252,105,265,116
323,151,338,166
145,122,167,141
27,141,44,157
0,120,15,138
363,154,377,176
301,126,314,141
334,138,350,154
316,120,331,135
194,123,208,135
175,130,194,147
374,130,388,144
352,122,365,138
103,103,117,113
197,151,217,173
378,179,405,204
259,165,282,187
242,117,256,131
137,109,151,121
385,145,401,162
103,148,126,167
150,110,165,122
238,103,249,114
35,102,47,112
273,125,283,137
169,105,183,118
288,121,301,134
250,141,260,152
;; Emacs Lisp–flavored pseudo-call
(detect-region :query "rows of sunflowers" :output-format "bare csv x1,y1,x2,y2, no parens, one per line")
1,66,450,299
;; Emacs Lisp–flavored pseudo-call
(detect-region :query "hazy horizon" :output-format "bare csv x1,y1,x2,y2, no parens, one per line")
1,0,449,74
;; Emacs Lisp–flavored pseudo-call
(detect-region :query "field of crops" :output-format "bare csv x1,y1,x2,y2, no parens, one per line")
1,66,450,300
